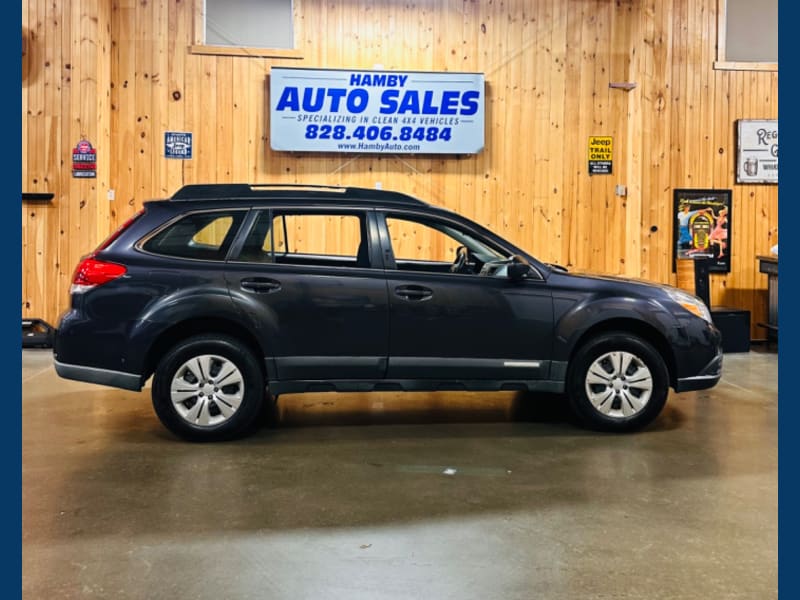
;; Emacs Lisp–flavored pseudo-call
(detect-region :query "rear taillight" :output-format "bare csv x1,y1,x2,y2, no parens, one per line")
69,209,144,294
70,257,127,294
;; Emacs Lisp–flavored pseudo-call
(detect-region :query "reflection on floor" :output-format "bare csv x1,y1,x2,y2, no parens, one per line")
23,347,777,599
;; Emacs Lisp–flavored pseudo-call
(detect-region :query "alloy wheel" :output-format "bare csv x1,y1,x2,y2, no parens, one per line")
584,351,653,419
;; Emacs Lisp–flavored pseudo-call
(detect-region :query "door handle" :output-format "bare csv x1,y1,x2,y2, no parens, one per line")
394,285,433,301
240,278,281,294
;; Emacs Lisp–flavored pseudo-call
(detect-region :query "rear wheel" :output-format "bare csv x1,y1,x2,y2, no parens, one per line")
567,333,669,432
152,334,265,441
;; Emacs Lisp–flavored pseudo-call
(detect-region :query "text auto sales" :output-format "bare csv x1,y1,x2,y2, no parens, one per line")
275,73,479,126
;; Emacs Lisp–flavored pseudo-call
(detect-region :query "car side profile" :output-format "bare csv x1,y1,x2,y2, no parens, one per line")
54,183,723,441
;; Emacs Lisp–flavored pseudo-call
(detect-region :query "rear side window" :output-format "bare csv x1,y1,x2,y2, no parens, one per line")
142,210,246,261
234,210,370,268
275,213,362,258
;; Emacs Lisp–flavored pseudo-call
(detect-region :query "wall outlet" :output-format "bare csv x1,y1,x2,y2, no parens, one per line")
615,184,627,197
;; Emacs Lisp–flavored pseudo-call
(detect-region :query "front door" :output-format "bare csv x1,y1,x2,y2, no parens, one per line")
378,210,554,381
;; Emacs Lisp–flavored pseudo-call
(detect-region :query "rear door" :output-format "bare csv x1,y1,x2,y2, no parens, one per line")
224,207,389,381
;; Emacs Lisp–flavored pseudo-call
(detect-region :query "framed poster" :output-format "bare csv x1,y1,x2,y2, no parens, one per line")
736,119,778,184
673,189,732,273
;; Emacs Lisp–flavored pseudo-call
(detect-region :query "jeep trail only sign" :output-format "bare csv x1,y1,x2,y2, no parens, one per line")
588,136,613,175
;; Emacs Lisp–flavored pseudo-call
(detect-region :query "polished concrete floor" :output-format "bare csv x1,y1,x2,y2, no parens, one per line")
23,348,777,599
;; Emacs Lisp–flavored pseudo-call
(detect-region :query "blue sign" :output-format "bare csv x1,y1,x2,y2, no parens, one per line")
270,67,485,155
165,131,193,159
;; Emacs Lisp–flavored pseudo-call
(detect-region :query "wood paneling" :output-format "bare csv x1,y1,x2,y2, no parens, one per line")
23,0,778,339
23,0,111,322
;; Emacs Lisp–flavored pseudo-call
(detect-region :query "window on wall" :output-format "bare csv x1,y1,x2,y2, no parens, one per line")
716,0,777,71
192,0,301,58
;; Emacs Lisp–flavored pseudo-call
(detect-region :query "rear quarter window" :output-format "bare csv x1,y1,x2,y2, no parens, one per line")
141,210,246,261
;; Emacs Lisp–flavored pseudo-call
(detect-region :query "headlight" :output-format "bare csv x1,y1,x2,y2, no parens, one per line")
665,288,713,323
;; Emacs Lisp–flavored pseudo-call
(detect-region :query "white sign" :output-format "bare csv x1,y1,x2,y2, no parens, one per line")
269,67,485,154
737,120,778,184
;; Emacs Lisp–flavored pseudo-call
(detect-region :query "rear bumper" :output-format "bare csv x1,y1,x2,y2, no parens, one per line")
674,351,723,392
54,360,143,391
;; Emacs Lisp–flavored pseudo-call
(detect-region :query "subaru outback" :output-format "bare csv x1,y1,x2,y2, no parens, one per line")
54,184,722,441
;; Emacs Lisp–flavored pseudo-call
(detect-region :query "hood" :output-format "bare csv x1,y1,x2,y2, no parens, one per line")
549,266,678,294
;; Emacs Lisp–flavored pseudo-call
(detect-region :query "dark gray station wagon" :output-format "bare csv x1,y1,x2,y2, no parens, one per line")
54,184,722,441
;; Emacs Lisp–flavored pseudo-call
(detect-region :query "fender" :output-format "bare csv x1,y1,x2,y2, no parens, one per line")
125,285,261,376
547,291,680,383
553,293,678,359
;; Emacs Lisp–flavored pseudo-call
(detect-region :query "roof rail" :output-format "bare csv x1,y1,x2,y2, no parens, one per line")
170,183,427,206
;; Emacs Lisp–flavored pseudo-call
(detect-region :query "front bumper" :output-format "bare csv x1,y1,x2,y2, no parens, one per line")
674,350,723,392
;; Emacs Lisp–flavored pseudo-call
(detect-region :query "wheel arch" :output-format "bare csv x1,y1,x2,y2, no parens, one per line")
566,318,677,388
142,317,268,383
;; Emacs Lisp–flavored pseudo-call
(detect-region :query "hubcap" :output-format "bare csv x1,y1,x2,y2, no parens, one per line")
584,351,653,419
170,354,244,427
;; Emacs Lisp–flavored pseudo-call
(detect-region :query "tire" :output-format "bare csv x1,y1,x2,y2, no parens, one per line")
152,334,265,442
567,332,669,432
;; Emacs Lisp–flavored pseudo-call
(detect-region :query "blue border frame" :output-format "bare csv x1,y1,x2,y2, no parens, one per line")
13,0,24,595
14,3,788,598
778,1,794,596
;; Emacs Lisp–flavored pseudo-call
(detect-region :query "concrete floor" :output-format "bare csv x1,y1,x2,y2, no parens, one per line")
23,348,777,599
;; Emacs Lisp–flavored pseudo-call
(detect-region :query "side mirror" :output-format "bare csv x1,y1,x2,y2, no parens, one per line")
507,257,530,282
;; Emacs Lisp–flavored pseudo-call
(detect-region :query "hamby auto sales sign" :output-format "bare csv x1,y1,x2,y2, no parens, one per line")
270,67,485,154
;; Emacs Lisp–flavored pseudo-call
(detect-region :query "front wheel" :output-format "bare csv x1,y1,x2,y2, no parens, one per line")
567,333,669,432
152,334,265,441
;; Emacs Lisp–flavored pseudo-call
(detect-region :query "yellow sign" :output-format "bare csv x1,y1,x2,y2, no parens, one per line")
588,136,613,159
588,136,613,174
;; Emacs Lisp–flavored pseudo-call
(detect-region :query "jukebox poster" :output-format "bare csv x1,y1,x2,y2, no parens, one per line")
673,189,732,273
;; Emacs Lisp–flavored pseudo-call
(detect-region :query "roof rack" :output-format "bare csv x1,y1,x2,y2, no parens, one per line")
170,183,427,206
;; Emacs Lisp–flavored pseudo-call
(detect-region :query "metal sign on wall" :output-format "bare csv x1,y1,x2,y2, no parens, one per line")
165,131,193,159
72,139,96,178
587,136,613,174
269,67,485,154
737,119,778,184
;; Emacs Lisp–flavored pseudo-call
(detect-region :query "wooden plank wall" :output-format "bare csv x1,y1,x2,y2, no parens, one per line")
23,0,111,323
23,0,778,338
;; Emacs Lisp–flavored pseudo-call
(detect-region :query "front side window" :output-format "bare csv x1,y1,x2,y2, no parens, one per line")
385,214,508,276
386,217,461,264
235,211,370,268
142,211,245,261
